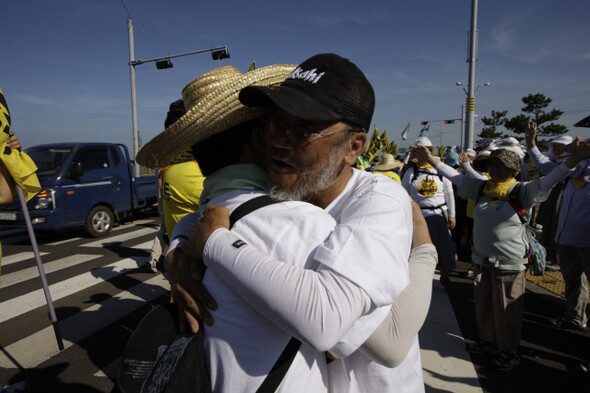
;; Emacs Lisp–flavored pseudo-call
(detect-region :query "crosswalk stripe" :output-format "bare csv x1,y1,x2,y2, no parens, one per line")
81,227,157,248
0,257,149,323
45,237,82,246
0,254,102,288
1,251,50,266
0,274,169,369
132,240,155,250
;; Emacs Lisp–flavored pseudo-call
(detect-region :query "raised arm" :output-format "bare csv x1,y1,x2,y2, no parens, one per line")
525,122,558,175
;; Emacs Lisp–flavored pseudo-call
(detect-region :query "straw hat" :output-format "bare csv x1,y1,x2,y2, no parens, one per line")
136,64,296,168
373,153,403,171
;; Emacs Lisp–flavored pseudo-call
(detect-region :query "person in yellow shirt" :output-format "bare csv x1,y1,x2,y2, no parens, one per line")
371,153,403,184
161,160,205,237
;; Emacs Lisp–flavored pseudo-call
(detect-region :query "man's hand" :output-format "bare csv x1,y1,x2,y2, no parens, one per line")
447,216,456,231
182,205,230,261
165,248,217,333
411,201,432,249
565,136,590,169
524,122,537,149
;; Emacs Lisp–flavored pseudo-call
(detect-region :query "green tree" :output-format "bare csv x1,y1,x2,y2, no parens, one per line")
504,93,567,138
478,110,508,144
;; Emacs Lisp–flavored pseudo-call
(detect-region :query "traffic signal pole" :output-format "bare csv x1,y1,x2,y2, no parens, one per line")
127,18,229,175
464,0,478,151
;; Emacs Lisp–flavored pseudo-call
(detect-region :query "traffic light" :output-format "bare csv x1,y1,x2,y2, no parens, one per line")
155,59,173,69
444,120,455,124
212,49,230,60
420,121,429,125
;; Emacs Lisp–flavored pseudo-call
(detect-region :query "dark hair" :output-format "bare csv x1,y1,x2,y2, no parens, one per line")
191,119,260,176
165,99,186,128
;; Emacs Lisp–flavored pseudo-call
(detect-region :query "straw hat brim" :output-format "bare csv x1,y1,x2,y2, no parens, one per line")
373,160,403,171
136,64,296,168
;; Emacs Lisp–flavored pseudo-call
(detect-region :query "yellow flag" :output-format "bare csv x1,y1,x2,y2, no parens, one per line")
247,61,256,72
364,126,382,162
380,129,389,149
0,87,41,202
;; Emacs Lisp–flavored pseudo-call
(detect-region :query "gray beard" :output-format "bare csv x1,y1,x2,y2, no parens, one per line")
268,145,344,202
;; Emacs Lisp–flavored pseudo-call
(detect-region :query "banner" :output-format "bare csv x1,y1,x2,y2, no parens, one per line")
418,122,430,137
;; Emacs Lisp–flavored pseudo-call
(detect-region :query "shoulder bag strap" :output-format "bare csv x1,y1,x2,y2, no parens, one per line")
227,195,303,393
506,182,529,224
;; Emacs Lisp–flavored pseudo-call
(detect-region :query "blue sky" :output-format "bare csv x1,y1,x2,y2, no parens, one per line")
2,0,589,157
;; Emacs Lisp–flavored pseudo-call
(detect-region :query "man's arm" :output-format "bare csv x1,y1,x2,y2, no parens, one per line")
358,201,437,367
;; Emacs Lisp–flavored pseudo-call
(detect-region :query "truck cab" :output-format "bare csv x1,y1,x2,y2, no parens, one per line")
0,142,157,237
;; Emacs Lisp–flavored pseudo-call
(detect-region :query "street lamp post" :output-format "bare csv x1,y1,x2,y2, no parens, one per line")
127,18,229,176
456,81,489,151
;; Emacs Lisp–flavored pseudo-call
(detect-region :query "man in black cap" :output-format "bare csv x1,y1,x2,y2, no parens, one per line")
174,54,426,392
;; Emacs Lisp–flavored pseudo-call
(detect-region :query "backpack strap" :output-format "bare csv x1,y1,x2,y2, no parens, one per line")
256,338,302,393
506,183,529,224
227,195,303,393
229,195,280,228
412,167,443,183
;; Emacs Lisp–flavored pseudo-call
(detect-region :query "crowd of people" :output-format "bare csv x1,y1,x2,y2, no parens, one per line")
2,51,589,391
129,51,590,391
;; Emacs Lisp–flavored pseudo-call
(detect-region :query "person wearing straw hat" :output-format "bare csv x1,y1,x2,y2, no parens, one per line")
138,60,430,392
371,153,403,183
173,54,428,393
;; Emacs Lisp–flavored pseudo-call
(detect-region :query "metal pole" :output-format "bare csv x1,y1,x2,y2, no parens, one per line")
464,0,478,151
16,186,64,350
128,18,140,178
460,105,465,151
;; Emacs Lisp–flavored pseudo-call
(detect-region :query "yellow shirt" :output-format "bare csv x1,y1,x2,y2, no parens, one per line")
373,170,402,184
162,161,205,237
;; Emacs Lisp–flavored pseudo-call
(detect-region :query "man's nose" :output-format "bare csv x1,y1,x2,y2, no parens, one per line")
268,127,296,149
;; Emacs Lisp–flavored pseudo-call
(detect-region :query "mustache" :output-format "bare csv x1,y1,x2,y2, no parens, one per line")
267,148,301,170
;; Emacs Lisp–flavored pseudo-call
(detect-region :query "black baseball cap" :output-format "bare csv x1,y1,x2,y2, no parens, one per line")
239,53,375,132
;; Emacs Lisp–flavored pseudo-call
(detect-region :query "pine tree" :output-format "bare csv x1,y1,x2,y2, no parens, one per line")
478,110,508,144
504,93,567,139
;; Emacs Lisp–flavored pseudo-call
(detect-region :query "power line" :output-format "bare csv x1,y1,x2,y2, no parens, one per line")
119,0,132,19
119,0,170,57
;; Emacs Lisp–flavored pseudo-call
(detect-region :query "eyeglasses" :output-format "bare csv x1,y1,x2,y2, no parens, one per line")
265,115,360,141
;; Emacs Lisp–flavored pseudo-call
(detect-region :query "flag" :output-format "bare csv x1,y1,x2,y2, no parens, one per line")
385,141,398,156
419,121,430,137
380,129,389,149
401,123,410,141
247,61,256,72
364,126,382,162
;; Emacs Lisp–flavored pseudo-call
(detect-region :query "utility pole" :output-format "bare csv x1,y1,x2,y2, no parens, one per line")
464,0,478,151
127,19,140,177
126,18,229,177
460,105,465,151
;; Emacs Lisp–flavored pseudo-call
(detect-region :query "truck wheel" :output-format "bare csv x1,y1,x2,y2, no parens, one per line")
85,206,114,237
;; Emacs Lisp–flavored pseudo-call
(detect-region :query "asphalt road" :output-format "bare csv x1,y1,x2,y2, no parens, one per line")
445,261,590,393
1,216,588,392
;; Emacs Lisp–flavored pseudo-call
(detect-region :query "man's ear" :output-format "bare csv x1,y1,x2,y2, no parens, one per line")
343,132,367,166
